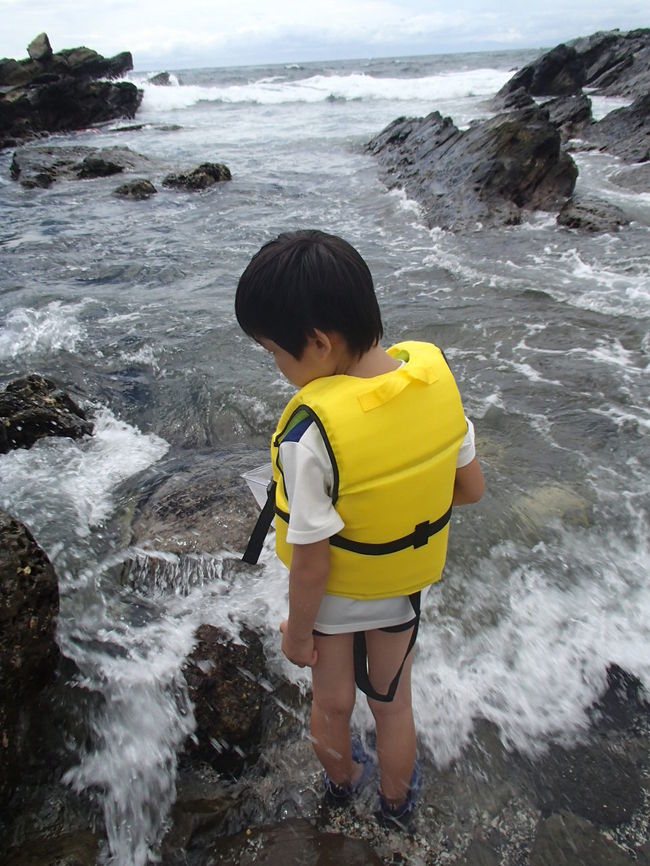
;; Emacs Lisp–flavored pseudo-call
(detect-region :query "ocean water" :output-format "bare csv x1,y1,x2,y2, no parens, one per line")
0,49,649,864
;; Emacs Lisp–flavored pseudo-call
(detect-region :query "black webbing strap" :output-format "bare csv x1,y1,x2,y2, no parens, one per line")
330,505,452,556
242,480,277,564
353,591,421,703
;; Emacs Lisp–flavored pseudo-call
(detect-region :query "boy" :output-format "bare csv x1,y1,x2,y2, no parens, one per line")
236,230,484,826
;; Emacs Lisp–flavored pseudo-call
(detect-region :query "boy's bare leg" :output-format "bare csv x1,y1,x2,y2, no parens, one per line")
310,632,360,787
366,627,417,805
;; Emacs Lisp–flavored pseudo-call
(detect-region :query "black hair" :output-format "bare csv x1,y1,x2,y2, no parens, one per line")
235,229,384,358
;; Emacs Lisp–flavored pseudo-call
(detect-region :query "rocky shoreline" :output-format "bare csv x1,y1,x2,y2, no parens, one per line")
368,28,650,231
2,373,650,865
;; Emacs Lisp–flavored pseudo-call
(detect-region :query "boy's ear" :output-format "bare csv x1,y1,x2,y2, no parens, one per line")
308,328,334,357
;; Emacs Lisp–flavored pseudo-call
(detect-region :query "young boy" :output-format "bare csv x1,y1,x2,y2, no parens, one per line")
236,230,484,825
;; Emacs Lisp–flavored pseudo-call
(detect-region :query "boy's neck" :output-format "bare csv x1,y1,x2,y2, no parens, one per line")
343,343,401,378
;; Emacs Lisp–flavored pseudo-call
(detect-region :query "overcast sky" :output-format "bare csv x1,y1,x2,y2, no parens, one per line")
1,0,647,70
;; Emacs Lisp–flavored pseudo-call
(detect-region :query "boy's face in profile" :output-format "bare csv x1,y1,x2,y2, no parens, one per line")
258,337,321,388
258,332,342,388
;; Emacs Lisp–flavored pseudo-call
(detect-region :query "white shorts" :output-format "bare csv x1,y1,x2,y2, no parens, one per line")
313,585,430,634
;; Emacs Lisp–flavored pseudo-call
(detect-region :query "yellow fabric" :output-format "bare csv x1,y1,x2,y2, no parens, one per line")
271,341,467,599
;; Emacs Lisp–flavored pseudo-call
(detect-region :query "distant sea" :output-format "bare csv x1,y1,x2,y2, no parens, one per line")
1,49,648,865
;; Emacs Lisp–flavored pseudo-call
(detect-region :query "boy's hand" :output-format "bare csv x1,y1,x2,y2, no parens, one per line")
280,620,318,668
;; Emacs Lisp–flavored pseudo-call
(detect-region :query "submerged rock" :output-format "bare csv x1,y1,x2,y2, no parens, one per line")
609,162,650,192
113,178,157,199
205,818,384,865
0,511,60,808
530,812,635,866
10,144,155,188
3,830,100,866
367,105,577,230
162,162,232,190
0,374,93,453
557,195,629,232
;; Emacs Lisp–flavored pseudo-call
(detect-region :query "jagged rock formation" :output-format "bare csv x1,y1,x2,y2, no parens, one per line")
0,33,142,149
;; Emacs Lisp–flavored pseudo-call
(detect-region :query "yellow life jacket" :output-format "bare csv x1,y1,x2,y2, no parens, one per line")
271,341,467,599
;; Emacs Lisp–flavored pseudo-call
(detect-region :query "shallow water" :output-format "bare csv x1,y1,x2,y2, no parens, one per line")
0,48,648,864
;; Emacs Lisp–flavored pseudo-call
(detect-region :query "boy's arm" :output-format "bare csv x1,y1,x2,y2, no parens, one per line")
280,538,330,668
452,456,485,505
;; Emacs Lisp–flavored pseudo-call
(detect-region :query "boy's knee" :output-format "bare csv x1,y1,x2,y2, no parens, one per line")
313,689,356,721
367,691,411,720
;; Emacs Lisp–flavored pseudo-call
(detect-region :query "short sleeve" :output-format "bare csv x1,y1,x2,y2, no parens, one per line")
279,424,345,544
457,417,476,468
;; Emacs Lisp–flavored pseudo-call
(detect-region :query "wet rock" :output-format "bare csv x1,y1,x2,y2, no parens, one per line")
207,817,384,865
609,162,650,192
570,28,650,98
113,178,157,199
76,155,124,179
10,144,155,188
0,511,60,808
128,449,263,556
183,624,265,773
584,93,650,164
0,33,141,149
497,29,650,102
489,86,535,113
367,105,577,230
541,93,593,142
499,44,586,97
149,72,172,86
530,812,633,866
534,742,643,827
0,375,93,453
163,162,232,190
3,830,99,866
557,195,629,232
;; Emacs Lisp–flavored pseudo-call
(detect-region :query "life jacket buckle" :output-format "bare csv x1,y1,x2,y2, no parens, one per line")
413,521,430,549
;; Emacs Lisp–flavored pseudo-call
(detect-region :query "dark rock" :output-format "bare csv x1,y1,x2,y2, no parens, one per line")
162,162,232,190
497,29,650,102
557,195,629,232
0,511,60,808
149,72,172,86
530,812,634,866
609,162,650,192
498,44,586,98
3,830,99,866
367,105,577,230
128,449,262,556
0,34,141,149
535,742,642,827
570,29,650,97
542,93,593,142
27,33,53,63
113,178,157,199
0,374,93,453
10,144,155,188
183,624,265,773
489,86,535,113
206,817,384,865
584,93,650,163
76,155,124,179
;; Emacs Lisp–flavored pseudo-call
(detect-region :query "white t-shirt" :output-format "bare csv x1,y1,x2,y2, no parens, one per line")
279,416,476,634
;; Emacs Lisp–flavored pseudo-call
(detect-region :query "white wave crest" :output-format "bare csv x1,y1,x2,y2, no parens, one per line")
0,300,86,360
137,67,512,112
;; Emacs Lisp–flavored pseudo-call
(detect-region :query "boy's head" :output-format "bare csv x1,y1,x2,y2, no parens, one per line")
235,230,383,359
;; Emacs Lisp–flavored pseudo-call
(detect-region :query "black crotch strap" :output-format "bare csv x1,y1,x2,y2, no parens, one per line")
242,480,277,565
353,591,421,703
